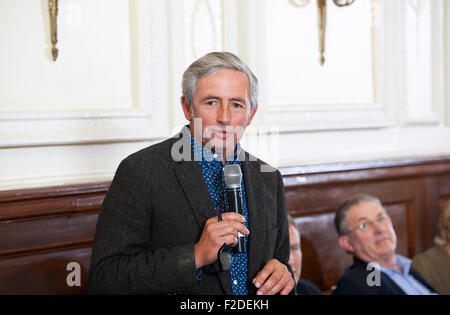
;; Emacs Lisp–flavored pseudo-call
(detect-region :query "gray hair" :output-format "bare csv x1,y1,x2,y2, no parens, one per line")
334,194,384,236
182,52,258,113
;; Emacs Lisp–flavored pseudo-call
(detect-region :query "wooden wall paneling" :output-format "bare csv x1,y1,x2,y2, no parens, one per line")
0,246,92,294
293,213,351,292
0,212,98,257
0,182,109,220
281,156,450,293
0,182,110,294
437,174,450,214
0,156,449,294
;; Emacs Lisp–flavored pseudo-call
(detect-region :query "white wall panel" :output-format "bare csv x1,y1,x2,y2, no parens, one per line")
0,0,132,111
0,0,170,149
0,0,449,190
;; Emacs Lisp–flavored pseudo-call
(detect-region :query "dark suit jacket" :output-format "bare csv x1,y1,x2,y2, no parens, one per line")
88,132,292,295
296,279,323,295
336,256,436,295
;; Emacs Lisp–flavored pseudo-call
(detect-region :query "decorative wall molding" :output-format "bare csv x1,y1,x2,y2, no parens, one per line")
244,0,396,132
403,0,441,125
0,110,161,148
238,0,446,132
221,0,239,53
1,0,449,191
0,0,170,148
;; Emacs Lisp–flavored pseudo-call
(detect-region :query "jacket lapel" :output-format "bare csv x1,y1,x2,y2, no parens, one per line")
174,160,216,230
174,158,232,295
174,145,266,295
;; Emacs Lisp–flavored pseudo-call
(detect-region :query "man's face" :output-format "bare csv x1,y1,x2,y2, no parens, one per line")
288,224,302,283
340,201,397,264
181,68,257,155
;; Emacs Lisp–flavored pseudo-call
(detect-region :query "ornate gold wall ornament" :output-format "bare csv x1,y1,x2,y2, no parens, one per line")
289,0,355,65
48,0,59,61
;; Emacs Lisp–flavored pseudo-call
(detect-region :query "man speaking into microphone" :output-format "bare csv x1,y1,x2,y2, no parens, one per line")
88,52,295,295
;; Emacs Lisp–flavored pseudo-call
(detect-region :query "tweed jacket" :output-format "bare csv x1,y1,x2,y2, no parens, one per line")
88,132,292,295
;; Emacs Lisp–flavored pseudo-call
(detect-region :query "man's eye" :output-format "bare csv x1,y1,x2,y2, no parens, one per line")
206,101,216,106
359,223,368,230
233,103,244,108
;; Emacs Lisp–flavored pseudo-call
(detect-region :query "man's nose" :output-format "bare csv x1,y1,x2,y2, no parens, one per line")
217,104,231,124
372,220,386,233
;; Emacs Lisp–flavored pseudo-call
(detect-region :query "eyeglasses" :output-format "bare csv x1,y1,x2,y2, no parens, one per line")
346,214,391,234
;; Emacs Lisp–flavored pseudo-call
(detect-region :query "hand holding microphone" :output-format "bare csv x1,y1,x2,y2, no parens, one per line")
194,164,248,269
223,164,247,253
194,212,249,268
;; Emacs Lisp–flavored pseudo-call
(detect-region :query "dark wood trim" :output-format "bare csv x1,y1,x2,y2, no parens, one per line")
0,181,110,221
280,155,450,186
0,181,111,202
280,155,450,176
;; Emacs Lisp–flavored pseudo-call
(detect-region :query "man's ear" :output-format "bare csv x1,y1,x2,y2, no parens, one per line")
245,104,258,127
181,96,193,121
338,235,355,253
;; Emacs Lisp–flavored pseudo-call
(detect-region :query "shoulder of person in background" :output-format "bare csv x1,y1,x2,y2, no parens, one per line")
296,278,323,295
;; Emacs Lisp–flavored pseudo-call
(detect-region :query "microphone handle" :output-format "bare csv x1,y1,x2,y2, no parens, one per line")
226,188,246,253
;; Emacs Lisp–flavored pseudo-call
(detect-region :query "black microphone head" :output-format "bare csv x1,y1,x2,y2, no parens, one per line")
223,164,242,189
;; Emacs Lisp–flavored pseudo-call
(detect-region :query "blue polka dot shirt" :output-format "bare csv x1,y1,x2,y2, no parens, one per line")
184,127,249,295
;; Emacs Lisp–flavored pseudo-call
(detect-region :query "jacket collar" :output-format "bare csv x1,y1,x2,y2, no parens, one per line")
173,128,268,294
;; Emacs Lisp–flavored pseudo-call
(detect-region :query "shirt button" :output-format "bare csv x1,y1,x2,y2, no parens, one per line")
233,280,238,285
213,154,217,159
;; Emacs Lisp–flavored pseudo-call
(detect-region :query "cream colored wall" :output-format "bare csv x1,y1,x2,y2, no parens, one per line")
0,0,449,191
0,0,133,112
446,0,450,125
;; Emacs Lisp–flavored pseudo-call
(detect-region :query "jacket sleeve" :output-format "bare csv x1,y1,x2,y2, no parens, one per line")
274,170,296,294
88,157,197,294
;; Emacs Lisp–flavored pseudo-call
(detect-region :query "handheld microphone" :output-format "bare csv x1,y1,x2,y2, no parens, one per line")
223,164,246,253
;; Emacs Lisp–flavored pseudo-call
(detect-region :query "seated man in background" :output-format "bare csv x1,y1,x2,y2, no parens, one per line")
287,215,323,295
412,202,450,294
334,194,436,295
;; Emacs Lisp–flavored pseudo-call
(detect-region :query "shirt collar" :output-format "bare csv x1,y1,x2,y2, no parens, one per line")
181,125,242,163
379,254,412,276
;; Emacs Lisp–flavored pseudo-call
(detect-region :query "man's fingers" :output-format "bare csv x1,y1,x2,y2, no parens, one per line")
206,216,249,237
264,271,292,295
255,268,281,295
252,265,273,290
280,278,295,295
252,259,294,295
220,212,246,223
196,213,249,267
203,216,249,249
